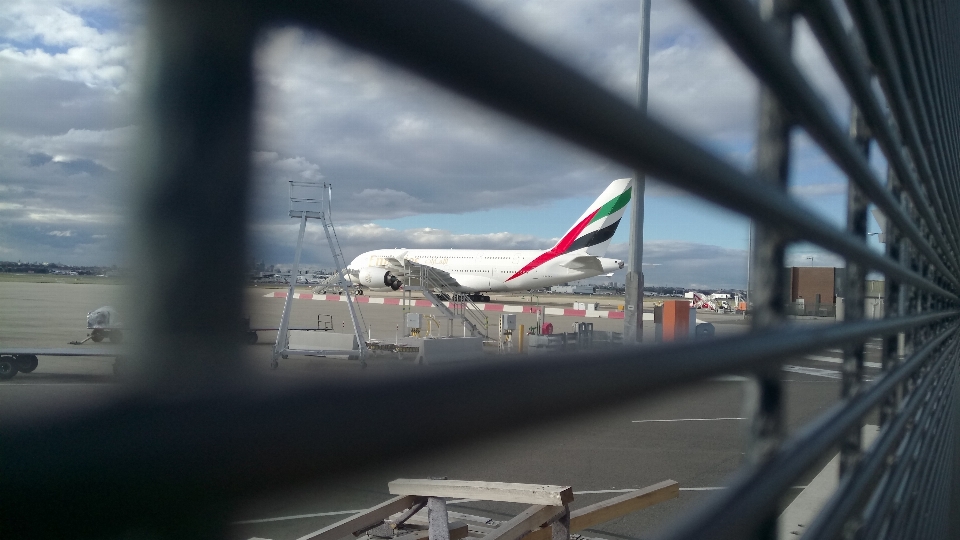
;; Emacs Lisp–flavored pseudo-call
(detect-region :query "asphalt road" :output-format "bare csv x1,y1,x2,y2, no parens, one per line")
0,282,879,540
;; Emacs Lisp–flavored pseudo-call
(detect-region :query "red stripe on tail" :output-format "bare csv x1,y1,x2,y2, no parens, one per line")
506,208,599,281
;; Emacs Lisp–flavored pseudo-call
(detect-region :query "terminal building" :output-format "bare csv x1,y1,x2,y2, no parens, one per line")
788,267,884,318
789,266,837,315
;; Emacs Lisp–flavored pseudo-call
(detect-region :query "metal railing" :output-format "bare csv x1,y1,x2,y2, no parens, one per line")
2,1,958,539
409,264,488,338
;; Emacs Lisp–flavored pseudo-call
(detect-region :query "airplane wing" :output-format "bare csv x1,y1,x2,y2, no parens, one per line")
378,250,409,273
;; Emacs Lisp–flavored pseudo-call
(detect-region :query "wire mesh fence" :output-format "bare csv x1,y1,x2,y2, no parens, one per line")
2,0,958,539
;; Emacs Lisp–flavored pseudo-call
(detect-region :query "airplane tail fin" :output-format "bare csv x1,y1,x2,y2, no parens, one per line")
505,179,631,282
552,178,631,256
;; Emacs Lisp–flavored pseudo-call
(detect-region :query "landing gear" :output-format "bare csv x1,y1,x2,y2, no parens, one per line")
468,294,491,302
356,287,364,295
15,354,38,373
0,356,17,380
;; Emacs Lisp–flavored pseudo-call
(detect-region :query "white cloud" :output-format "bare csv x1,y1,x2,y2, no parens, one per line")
47,229,73,236
785,249,845,269
28,207,117,224
608,240,748,288
6,126,136,170
0,1,138,90
0,0,850,274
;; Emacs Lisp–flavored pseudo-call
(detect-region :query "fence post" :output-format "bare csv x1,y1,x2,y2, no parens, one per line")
130,0,257,389
747,1,794,538
839,99,871,477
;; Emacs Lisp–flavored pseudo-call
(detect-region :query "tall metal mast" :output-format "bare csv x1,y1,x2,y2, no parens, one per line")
623,0,651,344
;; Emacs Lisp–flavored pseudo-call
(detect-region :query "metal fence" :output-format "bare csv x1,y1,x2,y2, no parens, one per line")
3,0,958,539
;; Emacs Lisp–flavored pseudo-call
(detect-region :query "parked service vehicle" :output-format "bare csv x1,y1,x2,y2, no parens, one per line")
87,306,123,343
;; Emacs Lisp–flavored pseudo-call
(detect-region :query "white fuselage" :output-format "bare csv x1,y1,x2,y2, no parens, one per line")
347,249,622,293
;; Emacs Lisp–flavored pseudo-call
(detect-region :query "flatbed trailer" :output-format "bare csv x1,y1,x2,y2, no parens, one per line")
0,347,126,380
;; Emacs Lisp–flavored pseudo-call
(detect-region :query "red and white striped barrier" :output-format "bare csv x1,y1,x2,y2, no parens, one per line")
262,291,635,319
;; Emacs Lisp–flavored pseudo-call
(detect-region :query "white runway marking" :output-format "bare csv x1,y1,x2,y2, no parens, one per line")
575,487,727,494
782,365,842,379
804,355,882,369
631,417,745,423
232,509,363,525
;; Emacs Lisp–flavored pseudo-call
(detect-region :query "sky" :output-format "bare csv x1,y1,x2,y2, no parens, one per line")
0,0,886,289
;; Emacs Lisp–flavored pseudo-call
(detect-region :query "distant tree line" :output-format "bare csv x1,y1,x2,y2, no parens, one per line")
642,285,745,295
0,261,118,275
644,286,686,295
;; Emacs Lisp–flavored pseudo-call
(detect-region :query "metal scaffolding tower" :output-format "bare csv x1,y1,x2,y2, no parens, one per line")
272,181,367,367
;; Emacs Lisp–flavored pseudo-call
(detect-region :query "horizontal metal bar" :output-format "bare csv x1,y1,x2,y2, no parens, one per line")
840,350,957,540
800,0,960,269
262,0,957,300
685,0,960,290
2,311,954,538
881,0,960,262
655,323,958,540
895,0,960,242
878,359,955,540
844,0,960,253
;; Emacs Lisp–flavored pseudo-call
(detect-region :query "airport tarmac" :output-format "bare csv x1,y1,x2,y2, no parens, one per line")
1,281,882,540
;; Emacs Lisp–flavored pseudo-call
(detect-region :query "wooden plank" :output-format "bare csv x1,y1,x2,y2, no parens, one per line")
388,479,574,506
519,481,679,540
296,495,423,540
446,512,500,528
465,524,497,536
394,522,469,540
402,514,496,535
482,505,566,540
390,500,428,529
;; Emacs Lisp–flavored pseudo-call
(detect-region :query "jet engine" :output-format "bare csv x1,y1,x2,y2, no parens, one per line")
358,267,402,291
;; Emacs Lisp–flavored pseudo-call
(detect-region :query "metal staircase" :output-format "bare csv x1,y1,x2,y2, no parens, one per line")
402,264,488,338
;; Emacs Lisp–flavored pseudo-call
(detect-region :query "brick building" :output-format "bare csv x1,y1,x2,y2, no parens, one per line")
789,267,836,315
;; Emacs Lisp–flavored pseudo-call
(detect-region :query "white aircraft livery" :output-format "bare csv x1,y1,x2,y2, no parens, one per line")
345,178,631,299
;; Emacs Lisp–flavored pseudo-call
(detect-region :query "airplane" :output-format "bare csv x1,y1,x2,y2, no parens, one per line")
344,178,631,301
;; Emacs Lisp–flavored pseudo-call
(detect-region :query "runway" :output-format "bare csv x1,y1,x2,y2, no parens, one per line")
0,281,877,540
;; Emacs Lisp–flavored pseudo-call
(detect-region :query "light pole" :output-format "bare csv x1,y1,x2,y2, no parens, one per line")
806,256,814,266
624,0,651,345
